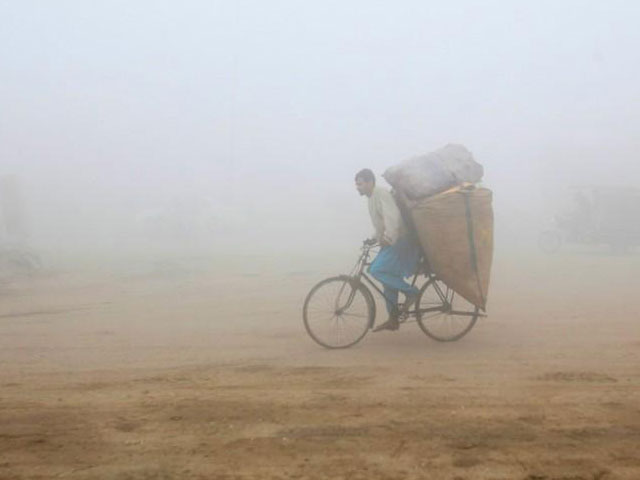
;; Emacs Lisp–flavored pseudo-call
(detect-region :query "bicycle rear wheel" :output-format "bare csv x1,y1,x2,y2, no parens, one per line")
416,278,479,342
303,276,373,349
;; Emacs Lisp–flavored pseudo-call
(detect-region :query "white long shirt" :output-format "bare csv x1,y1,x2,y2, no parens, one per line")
368,186,406,245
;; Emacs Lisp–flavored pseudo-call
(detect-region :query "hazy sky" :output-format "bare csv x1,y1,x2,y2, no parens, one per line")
2,1,639,249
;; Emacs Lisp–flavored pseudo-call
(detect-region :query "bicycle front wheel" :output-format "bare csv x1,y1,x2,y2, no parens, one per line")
303,276,373,349
416,278,479,342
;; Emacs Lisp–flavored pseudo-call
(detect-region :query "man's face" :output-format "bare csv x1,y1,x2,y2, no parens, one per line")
355,178,374,197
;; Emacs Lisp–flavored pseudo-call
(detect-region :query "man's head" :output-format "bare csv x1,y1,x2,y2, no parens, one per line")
355,169,376,197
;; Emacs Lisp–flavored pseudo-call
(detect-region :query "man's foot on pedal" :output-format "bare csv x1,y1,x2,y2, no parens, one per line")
373,316,399,332
401,292,419,313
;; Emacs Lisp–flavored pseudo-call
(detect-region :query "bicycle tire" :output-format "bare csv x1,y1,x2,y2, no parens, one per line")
416,278,479,342
303,276,374,349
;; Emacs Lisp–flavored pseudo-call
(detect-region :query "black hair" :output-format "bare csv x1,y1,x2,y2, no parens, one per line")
355,168,375,184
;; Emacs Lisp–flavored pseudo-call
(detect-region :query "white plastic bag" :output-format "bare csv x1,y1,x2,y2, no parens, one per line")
383,144,483,199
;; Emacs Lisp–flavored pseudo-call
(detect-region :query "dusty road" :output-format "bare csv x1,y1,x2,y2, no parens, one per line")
1,249,639,479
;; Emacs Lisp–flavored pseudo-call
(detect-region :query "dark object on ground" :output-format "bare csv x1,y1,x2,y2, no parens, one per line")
0,246,42,279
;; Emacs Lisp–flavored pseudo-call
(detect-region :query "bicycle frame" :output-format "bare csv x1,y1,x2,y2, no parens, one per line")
302,241,485,348
344,243,483,321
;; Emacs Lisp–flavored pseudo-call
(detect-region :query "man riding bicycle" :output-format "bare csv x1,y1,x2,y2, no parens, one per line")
355,169,421,331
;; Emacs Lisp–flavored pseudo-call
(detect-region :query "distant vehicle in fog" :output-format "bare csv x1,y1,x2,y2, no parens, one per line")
539,186,640,253
134,195,249,244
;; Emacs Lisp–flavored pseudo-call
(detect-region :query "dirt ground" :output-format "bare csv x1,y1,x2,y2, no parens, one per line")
1,248,639,480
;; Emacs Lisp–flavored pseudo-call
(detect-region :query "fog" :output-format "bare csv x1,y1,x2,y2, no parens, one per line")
4,3,640,477
2,0,639,258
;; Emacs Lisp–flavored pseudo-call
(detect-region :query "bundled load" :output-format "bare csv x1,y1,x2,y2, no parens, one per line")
383,144,484,199
385,145,493,310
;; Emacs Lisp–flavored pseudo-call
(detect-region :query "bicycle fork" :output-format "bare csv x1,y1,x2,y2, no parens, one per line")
334,279,359,314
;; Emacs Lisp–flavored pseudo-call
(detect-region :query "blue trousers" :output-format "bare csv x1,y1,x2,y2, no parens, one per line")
368,236,420,315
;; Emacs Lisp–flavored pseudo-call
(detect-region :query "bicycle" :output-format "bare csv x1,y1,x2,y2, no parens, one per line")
302,240,484,349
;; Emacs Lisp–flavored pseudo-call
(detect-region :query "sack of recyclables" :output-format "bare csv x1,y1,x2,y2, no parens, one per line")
383,144,484,200
384,144,493,310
